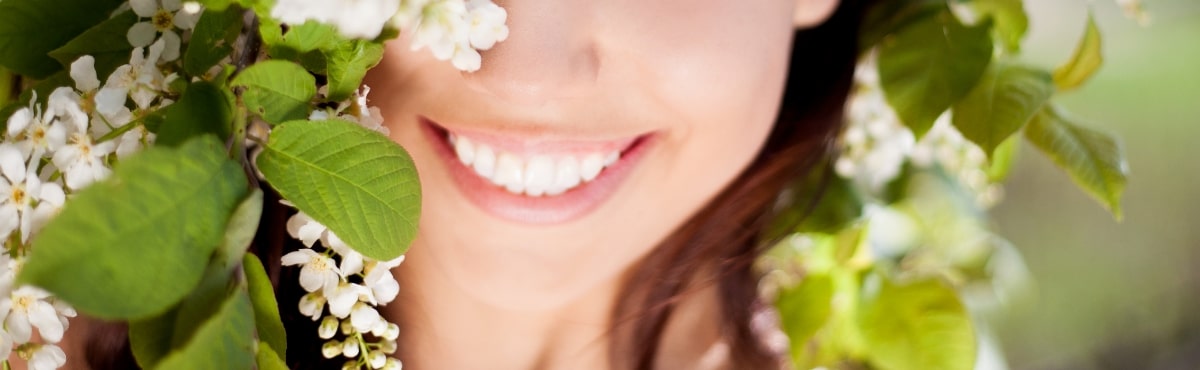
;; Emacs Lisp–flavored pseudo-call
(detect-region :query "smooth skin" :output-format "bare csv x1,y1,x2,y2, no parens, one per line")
365,0,840,369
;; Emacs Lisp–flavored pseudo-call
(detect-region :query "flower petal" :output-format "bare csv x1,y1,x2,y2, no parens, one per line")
130,0,159,17
0,144,27,184
173,8,201,30
126,22,157,48
160,31,181,62
6,108,32,137
162,0,181,12
281,249,317,266
30,300,65,342
70,56,101,93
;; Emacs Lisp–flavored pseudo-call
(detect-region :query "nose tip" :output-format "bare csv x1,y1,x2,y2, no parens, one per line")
461,2,599,104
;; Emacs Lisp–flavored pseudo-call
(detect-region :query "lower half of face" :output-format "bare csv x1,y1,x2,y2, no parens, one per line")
366,0,799,310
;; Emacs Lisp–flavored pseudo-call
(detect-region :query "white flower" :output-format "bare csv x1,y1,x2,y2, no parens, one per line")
362,255,404,305
25,344,67,370
105,40,169,111
399,0,507,72
115,125,155,159
282,249,342,293
50,114,115,191
286,211,326,248
0,145,66,242
271,0,399,39
324,282,369,318
6,100,68,162
349,302,386,333
466,0,508,50
4,286,66,343
127,0,202,62
324,233,364,276
67,57,136,135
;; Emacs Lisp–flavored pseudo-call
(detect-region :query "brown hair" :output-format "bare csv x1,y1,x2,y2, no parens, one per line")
83,1,867,368
611,1,865,368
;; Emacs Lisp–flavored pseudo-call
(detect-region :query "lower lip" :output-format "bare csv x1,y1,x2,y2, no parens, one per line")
420,118,654,225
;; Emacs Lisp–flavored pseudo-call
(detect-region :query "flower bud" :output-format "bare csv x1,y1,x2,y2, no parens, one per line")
322,340,342,359
368,350,387,369
342,337,360,358
319,316,339,339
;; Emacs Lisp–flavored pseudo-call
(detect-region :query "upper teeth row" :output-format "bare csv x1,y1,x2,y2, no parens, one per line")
449,134,621,197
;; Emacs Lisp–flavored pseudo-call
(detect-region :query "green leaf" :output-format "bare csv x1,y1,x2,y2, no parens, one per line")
259,19,339,73
153,285,256,370
154,80,234,145
232,60,316,124
256,341,289,370
0,0,125,78
324,40,384,102
986,134,1020,182
1054,12,1103,91
184,6,244,78
129,307,179,369
0,67,13,105
969,0,1029,53
952,63,1055,156
218,190,263,271
777,273,834,362
859,0,943,51
258,119,421,261
47,10,137,82
878,9,994,137
857,275,976,370
19,136,249,320
1024,106,1128,218
244,253,287,359
771,165,864,238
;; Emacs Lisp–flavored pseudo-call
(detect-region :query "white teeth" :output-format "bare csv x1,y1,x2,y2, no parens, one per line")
494,153,524,193
454,135,475,166
579,153,604,182
472,145,495,179
449,133,625,197
523,156,555,197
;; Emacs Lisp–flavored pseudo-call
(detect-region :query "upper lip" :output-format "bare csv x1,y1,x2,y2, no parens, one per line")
422,116,650,157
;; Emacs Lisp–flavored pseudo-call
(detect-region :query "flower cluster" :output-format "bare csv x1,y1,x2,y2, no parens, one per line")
283,211,405,370
836,57,1002,208
271,0,509,72
0,1,196,367
0,22,176,369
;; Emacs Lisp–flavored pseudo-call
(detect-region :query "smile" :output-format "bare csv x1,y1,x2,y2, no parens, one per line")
421,117,653,224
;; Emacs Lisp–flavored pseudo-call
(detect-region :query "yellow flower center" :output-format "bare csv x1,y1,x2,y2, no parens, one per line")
153,9,174,32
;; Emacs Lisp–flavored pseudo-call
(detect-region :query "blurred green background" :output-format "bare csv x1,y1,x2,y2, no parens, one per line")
992,0,1200,368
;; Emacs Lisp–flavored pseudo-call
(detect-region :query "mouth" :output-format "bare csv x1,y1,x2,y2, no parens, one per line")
420,117,654,224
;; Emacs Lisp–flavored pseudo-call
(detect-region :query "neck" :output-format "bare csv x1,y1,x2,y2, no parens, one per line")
386,245,619,370
383,242,728,370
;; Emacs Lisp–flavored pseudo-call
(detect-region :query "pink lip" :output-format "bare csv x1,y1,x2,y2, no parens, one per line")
420,117,654,225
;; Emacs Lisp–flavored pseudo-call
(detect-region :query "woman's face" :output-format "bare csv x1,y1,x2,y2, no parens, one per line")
367,0,834,310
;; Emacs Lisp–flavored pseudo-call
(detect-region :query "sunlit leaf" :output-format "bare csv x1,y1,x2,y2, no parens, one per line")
969,0,1029,53
857,275,976,370
878,9,994,137
1024,106,1128,219
153,285,256,370
19,136,248,320
952,63,1055,156
231,60,316,124
1054,13,1103,91
324,40,384,102
258,119,421,261
184,5,244,77
245,253,287,359
778,273,834,363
